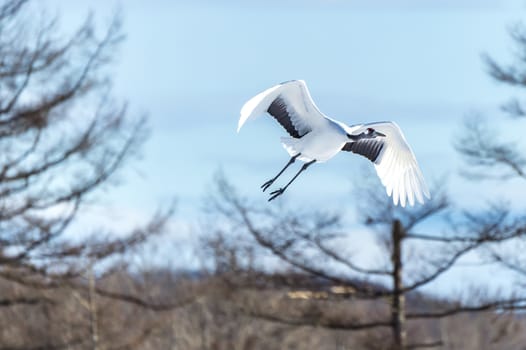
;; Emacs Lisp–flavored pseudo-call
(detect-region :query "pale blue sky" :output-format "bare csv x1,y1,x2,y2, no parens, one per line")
42,0,526,292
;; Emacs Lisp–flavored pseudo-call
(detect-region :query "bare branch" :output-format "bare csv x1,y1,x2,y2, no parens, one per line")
217,181,390,298
312,237,391,276
407,298,526,319
406,340,444,349
455,115,526,180
93,286,199,312
0,296,52,307
238,306,393,331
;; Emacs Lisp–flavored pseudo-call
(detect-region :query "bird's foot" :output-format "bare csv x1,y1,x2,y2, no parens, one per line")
268,188,285,201
261,179,275,192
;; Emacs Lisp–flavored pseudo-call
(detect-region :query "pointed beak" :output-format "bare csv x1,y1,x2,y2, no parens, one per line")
376,131,386,137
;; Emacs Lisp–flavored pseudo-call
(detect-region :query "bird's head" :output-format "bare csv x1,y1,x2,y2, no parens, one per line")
365,127,386,138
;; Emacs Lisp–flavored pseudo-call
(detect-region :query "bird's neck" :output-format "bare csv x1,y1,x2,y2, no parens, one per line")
347,132,370,141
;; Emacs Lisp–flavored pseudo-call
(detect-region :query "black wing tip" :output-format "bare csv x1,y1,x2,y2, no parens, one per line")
267,96,302,138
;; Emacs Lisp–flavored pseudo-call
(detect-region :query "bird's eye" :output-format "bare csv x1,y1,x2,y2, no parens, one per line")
367,128,374,134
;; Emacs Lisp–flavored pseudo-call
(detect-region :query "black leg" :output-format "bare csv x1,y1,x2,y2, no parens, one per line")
261,154,300,192
268,159,316,201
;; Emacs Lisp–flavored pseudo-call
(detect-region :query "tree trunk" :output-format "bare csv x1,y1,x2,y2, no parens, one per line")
392,219,406,350
88,268,99,350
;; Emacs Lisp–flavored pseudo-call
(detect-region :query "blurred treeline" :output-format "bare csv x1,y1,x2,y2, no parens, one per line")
1,1,526,349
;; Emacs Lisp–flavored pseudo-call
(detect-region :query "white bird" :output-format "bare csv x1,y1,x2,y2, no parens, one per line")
237,80,430,206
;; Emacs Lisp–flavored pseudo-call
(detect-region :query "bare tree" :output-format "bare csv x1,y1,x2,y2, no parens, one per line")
200,164,526,350
0,1,189,348
455,20,526,308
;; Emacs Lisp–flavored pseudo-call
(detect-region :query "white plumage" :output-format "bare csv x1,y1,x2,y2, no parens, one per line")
238,80,430,206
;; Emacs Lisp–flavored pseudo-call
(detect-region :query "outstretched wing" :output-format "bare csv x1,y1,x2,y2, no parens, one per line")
238,80,327,138
342,122,430,207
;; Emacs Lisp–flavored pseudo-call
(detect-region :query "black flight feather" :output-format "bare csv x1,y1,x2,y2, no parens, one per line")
342,139,384,163
267,96,310,138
